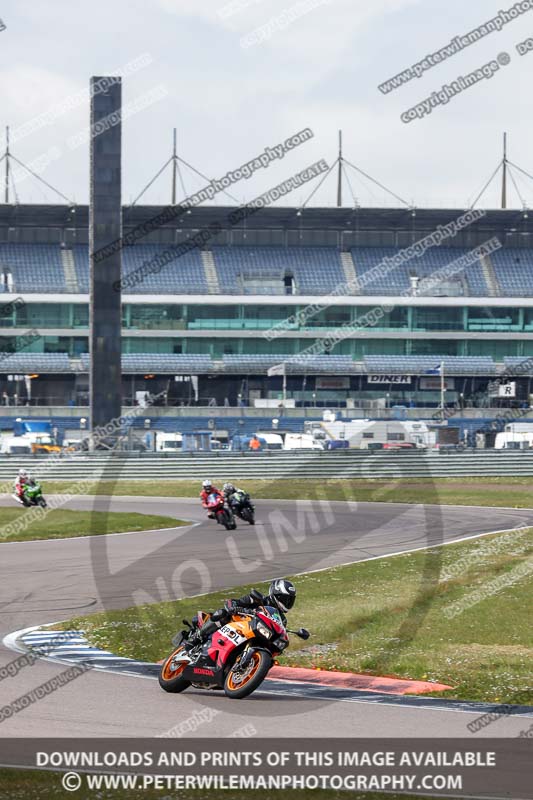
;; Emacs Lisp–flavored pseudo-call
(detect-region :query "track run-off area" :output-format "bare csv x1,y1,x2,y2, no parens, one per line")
1,495,532,738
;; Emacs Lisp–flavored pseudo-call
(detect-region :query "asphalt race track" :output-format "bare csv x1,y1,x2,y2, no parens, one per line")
1,495,532,738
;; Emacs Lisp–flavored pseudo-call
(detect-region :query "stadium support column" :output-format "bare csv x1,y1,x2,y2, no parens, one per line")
89,76,122,444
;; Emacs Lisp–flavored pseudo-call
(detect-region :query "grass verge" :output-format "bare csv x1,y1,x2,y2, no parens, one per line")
57,529,533,704
0,508,187,542
43,477,533,508
0,770,436,800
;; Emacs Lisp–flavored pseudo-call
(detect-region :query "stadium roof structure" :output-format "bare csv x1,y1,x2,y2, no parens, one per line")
1,204,532,237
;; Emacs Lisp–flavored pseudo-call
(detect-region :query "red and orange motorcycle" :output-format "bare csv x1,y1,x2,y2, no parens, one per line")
159,606,309,699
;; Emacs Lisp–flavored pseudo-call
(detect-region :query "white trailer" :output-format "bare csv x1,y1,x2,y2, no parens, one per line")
308,419,431,448
494,423,533,449
283,433,324,450
0,436,32,455
155,432,183,452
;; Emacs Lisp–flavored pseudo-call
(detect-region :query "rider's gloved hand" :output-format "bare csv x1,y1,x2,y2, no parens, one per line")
224,599,237,615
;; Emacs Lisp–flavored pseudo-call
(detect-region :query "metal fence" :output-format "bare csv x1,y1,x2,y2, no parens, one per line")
0,449,532,480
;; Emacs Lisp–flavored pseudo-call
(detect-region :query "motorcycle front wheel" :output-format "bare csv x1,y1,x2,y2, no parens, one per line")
158,647,191,693
38,498,47,508
218,510,235,530
224,649,271,699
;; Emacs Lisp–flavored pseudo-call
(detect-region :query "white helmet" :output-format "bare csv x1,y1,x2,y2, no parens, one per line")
202,479,212,490
18,469,29,478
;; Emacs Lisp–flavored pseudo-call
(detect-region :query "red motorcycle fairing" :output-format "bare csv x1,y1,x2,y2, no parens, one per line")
256,610,284,637
206,492,224,511
207,633,236,667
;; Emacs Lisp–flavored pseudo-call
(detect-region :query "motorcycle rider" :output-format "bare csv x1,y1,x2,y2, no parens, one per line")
223,482,254,521
200,479,224,519
187,579,296,647
13,468,32,502
223,482,250,505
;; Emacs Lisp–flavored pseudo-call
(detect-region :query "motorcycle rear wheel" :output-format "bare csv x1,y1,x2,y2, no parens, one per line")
158,647,191,693
224,650,271,699
240,507,255,525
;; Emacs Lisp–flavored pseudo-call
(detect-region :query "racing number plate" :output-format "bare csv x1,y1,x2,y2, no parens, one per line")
219,625,247,646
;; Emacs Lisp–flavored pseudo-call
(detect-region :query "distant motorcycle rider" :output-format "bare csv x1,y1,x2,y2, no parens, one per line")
188,579,296,647
13,468,32,502
223,482,254,522
223,482,250,504
200,479,224,519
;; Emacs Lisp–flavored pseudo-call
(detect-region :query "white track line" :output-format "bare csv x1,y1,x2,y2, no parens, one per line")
0,520,200,545
295,524,533,578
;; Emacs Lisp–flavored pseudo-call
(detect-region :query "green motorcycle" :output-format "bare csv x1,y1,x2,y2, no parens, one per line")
21,481,47,508
228,490,255,525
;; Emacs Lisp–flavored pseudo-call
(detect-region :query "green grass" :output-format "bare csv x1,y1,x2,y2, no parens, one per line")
0,770,436,800
42,476,533,508
57,529,533,704
0,508,187,542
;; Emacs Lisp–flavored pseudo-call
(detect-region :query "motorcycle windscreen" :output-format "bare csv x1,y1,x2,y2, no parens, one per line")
259,606,285,634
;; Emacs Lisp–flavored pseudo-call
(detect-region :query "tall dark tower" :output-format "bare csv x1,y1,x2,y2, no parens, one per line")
89,76,122,441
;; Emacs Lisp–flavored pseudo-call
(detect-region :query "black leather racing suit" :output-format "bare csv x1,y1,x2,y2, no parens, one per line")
193,590,286,644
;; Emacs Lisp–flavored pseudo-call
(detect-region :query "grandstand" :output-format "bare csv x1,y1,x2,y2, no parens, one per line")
3,241,533,298
0,243,66,293
1,204,533,410
352,246,490,296
363,356,496,376
212,245,345,294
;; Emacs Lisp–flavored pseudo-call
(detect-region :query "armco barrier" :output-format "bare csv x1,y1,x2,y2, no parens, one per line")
1,450,533,480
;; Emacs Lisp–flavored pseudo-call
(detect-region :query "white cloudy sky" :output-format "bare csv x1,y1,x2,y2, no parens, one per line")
1,0,532,208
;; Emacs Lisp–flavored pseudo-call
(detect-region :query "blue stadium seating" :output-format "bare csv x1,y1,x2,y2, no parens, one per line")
0,353,71,372
212,246,345,294
222,355,355,373
72,244,206,294
79,354,214,373
2,242,533,298
351,247,488,296
490,249,533,296
364,356,495,375
72,246,88,292
0,244,65,292
503,356,533,374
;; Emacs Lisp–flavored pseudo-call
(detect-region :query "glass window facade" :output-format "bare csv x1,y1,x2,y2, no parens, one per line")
412,307,463,331
3,302,533,334
0,302,531,360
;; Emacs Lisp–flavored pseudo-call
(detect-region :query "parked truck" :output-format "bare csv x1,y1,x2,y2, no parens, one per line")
10,420,61,455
